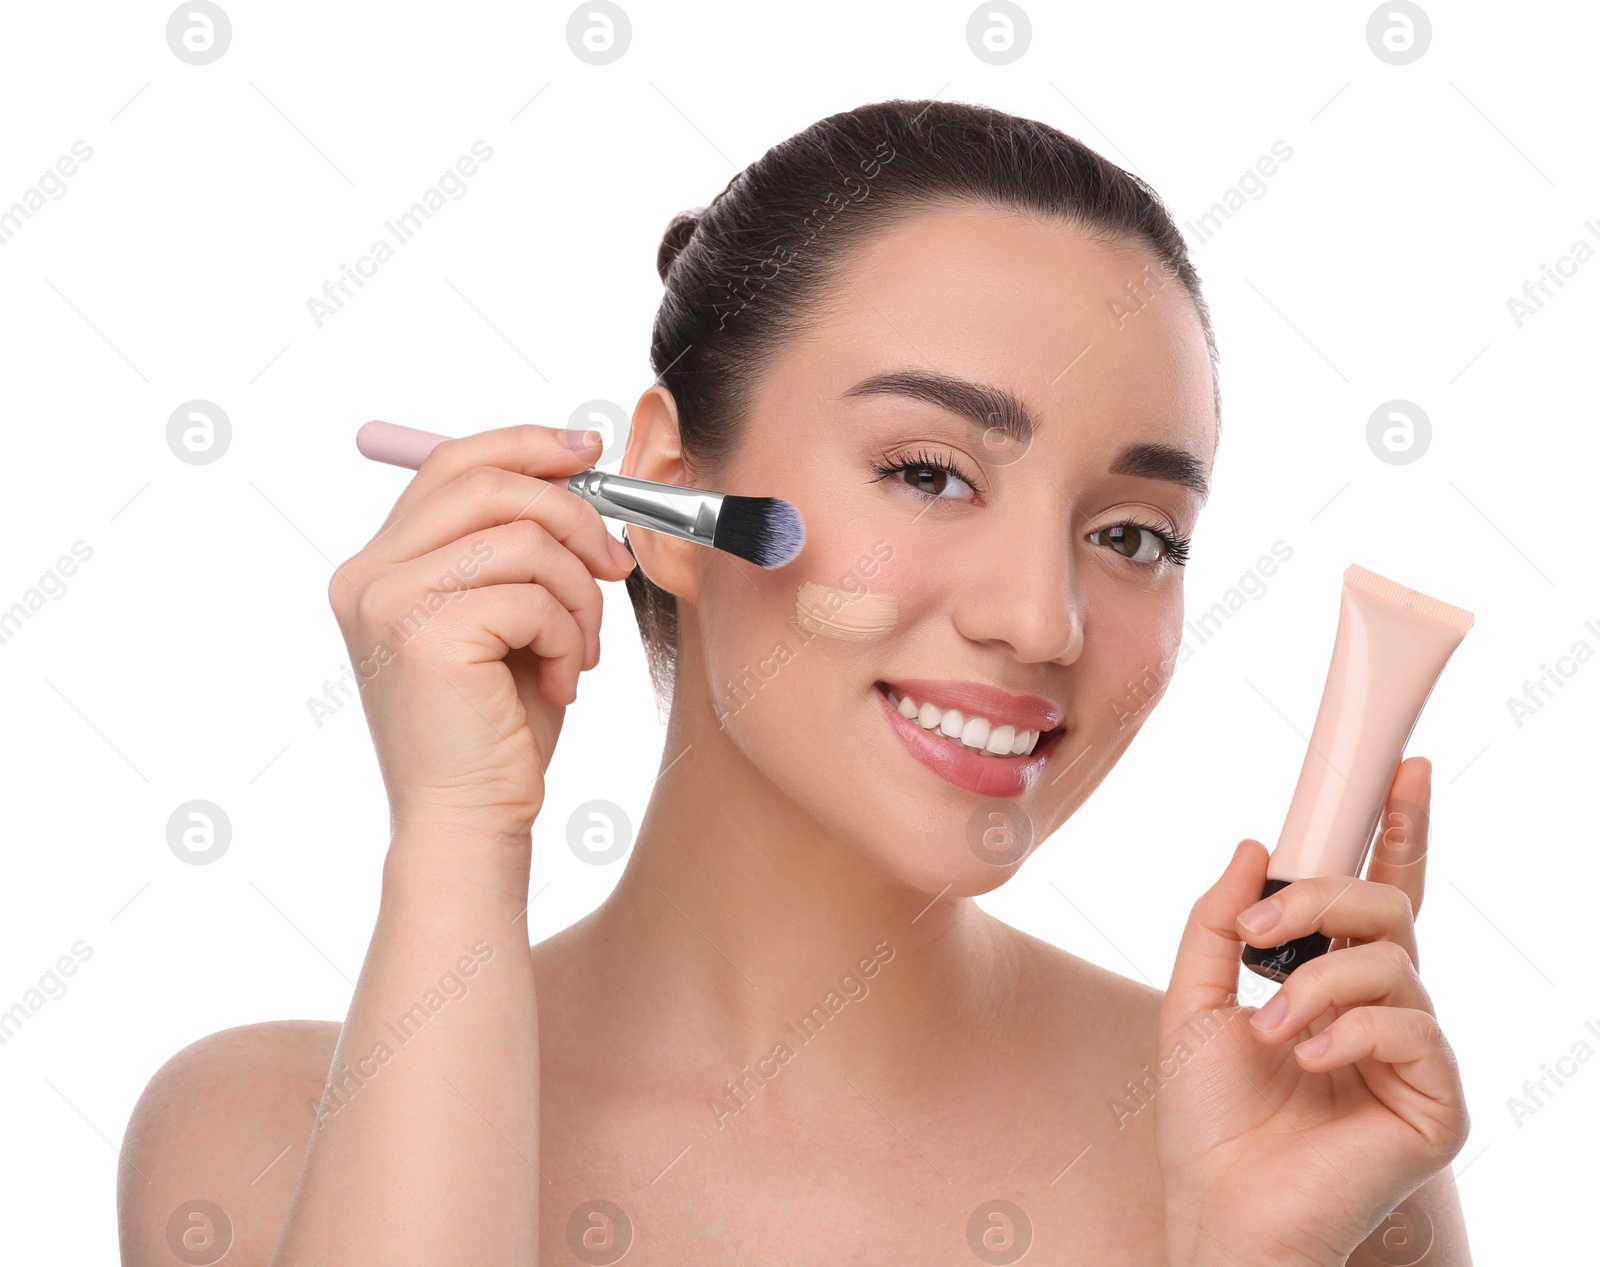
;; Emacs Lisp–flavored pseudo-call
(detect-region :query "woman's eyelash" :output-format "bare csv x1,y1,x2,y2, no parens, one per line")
1106,520,1191,569
869,450,1191,568
868,448,981,497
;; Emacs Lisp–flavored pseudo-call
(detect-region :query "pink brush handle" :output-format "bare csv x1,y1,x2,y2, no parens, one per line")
356,419,573,488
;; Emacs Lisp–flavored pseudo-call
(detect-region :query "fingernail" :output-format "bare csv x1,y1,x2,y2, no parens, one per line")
1250,992,1289,1030
583,429,603,447
1238,896,1282,934
610,537,635,569
1295,1032,1331,1059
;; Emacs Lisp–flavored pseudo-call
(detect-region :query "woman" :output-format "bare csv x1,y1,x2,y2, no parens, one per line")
119,99,1470,1265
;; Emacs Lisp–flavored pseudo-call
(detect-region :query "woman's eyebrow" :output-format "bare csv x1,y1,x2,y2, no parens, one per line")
839,367,1210,501
842,367,1037,447
1110,441,1210,503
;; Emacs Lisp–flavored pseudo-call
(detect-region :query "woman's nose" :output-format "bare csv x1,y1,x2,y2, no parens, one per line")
950,527,1083,665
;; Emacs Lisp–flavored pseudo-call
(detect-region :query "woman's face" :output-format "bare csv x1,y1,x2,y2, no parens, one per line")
678,201,1218,895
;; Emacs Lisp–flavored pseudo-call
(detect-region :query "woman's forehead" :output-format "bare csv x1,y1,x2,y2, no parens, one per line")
757,206,1212,426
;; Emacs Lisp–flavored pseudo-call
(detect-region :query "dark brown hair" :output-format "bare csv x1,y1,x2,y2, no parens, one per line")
628,97,1219,702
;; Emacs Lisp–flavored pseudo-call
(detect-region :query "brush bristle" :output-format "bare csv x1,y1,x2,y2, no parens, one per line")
712,495,806,568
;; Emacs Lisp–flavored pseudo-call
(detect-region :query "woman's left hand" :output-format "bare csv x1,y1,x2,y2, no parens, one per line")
1155,756,1470,1267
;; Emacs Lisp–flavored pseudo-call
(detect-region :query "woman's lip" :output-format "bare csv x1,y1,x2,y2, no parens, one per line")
872,684,1062,798
876,677,1064,733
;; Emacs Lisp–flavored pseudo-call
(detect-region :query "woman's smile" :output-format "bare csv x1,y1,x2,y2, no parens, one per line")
872,679,1067,798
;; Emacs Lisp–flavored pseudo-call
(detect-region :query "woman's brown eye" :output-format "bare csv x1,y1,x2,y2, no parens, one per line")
899,465,974,498
903,466,949,495
877,458,974,500
1099,525,1163,562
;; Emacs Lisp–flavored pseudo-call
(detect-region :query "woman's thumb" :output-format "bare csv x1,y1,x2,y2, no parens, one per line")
1161,839,1270,1032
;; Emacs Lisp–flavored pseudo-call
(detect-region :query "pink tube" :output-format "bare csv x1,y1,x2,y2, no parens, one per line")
1242,564,1474,981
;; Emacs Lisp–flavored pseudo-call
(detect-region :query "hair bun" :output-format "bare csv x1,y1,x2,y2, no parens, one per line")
657,208,705,283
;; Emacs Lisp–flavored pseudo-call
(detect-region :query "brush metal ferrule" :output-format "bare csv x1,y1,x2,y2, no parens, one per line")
562,470,725,547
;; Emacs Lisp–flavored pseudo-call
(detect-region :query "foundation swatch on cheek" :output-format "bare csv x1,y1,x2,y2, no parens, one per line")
793,580,899,640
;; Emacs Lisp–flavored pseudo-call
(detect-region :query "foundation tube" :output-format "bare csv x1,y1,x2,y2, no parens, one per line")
1242,564,1474,982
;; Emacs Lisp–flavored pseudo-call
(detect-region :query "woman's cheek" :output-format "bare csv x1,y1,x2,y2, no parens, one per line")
692,559,792,727
791,540,903,640
789,530,933,649
703,534,910,735
1101,597,1183,736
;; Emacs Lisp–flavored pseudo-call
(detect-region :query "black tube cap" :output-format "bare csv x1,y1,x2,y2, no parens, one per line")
1241,878,1332,982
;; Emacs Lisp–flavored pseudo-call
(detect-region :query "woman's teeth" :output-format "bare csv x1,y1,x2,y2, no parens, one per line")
886,690,1042,757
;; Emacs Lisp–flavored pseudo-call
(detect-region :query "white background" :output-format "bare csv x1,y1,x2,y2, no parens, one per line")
1,1,1594,1260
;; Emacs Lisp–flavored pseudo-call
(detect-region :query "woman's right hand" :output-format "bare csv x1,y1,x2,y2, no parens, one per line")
327,423,638,842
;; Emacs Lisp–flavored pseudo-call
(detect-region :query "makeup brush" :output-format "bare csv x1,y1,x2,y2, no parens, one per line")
355,419,806,569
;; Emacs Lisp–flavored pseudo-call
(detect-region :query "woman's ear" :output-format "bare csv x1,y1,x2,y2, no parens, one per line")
618,384,702,604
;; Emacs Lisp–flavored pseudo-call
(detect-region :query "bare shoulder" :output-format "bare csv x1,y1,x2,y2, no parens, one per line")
982,921,1172,1262
997,921,1167,1067
118,1019,340,1267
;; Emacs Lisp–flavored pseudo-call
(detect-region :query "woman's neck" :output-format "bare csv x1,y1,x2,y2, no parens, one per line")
550,685,1020,1099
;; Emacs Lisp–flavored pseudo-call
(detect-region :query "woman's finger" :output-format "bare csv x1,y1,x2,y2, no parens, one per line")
1162,839,1270,1031
1247,939,1433,1044
375,423,605,535
432,582,589,707
1291,1005,1465,1127
1364,755,1431,922
1320,754,1430,958
375,518,608,672
368,463,633,585
1237,872,1419,967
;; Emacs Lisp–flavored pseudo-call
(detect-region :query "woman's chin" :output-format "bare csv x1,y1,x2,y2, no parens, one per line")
798,782,1041,898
